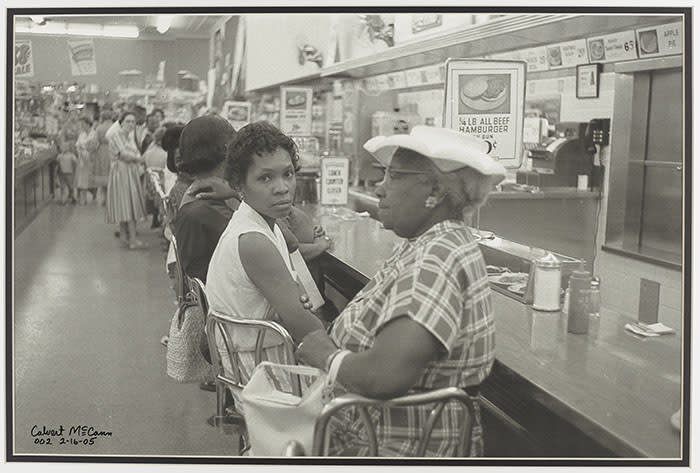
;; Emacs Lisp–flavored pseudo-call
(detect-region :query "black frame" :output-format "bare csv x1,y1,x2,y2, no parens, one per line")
576,63,601,98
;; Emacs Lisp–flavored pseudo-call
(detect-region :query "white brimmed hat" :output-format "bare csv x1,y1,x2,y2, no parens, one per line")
363,125,507,179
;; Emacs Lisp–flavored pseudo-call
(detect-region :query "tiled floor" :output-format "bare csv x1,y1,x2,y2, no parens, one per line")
12,202,241,458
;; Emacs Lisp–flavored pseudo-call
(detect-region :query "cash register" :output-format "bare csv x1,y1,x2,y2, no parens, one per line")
517,122,596,188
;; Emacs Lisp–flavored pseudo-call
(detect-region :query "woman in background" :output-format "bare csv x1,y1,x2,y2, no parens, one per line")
75,117,98,205
106,111,148,250
93,110,114,206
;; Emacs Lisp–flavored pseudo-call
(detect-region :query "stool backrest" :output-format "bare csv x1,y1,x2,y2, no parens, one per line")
306,387,477,457
206,310,299,395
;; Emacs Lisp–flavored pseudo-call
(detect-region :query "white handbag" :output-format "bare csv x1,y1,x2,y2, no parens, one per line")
166,304,214,383
240,358,344,456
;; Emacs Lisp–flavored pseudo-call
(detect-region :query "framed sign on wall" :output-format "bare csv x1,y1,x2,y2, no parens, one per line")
576,63,601,99
443,58,527,169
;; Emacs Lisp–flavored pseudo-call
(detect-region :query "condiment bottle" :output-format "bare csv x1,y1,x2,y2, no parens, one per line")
568,268,592,334
532,252,562,311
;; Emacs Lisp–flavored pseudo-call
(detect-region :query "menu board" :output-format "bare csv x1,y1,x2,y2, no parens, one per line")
636,22,683,58
280,87,312,135
320,157,349,206
443,59,527,169
221,101,251,130
547,39,589,69
588,31,638,63
522,47,549,72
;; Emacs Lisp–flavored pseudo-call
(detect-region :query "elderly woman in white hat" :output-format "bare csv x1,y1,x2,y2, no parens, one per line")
296,126,506,457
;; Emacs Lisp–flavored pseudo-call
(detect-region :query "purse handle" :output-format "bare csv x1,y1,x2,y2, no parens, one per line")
322,350,351,404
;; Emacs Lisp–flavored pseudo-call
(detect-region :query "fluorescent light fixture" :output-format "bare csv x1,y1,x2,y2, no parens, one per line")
156,15,174,34
16,21,139,38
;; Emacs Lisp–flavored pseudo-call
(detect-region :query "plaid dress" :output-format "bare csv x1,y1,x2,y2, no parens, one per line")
328,220,496,457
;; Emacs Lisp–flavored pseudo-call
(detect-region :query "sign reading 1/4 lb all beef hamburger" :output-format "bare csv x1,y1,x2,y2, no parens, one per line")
457,74,512,154
443,59,526,169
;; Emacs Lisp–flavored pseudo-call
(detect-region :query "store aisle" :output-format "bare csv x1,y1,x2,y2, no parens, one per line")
12,202,240,457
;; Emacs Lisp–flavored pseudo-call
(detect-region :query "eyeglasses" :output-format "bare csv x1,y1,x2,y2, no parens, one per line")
379,166,433,181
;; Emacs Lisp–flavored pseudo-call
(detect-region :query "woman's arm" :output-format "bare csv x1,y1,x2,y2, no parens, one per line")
239,232,324,342
109,135,141,163
297,317,442,399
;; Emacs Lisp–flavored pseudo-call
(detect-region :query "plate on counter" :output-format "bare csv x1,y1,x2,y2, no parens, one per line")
488,272,529,286
486,265,509,275
507,283,527,296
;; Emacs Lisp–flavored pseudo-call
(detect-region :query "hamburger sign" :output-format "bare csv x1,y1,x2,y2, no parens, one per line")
443,59,526,169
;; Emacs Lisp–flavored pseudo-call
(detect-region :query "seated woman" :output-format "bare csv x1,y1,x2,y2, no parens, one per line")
173,115,238,283
296,126,505,457
205,121,325,389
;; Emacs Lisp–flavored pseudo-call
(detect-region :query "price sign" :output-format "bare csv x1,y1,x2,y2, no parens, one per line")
522,47,549,72
548,39,589,69
320,157,349,206
636,22,682,58
588,31,638,63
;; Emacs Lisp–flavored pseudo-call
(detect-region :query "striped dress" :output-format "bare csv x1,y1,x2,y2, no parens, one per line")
106,130,147,223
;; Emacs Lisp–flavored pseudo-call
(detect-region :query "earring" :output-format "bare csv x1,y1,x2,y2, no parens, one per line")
425,196,439,208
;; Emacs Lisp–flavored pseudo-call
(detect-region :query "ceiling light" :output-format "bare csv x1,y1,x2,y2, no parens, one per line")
16,21,139,39
156,15,174,34
29,16,45,25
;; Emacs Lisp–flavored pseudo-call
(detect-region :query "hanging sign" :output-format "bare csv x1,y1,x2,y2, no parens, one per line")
320,157,349,206
67,38,97,76
443,58,527,169
222,101,251,130
15,40,34,77
636,22,683,58
280,87,312,135
588,31,638,63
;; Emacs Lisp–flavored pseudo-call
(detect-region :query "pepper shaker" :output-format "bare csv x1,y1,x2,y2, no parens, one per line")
568,268,592,334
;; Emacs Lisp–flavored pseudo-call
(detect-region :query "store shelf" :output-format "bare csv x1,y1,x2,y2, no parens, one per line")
320,14,679,79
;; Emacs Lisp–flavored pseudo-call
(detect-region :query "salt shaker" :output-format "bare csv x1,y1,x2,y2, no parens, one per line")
568,269,592,334
532,252,562,311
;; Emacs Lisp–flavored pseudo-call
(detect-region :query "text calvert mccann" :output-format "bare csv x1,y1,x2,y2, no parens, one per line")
31,424,113,437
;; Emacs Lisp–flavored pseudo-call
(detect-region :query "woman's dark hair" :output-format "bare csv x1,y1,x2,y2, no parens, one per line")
118,111,135,124
225,121,299,189
162,125,185,173
178,115,236,175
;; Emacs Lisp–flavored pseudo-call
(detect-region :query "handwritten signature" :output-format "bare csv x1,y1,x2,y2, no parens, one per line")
30,424,112,446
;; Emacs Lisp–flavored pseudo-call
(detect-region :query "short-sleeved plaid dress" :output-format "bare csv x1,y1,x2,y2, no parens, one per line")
327,220,496,457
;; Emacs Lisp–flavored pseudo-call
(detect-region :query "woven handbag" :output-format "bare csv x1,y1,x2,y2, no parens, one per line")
166,303,214,383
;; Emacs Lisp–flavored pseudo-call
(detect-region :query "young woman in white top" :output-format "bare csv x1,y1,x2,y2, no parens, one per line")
206,121,324,385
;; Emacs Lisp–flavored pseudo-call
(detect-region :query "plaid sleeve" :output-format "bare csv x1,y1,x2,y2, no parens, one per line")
384,238,464,354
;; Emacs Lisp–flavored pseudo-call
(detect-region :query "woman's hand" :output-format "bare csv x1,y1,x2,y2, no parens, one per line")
187,176,238,200
295,328,339,371
313,225,326,238
313,234,333,252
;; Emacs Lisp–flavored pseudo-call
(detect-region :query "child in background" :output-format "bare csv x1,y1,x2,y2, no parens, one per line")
56,143,77,205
